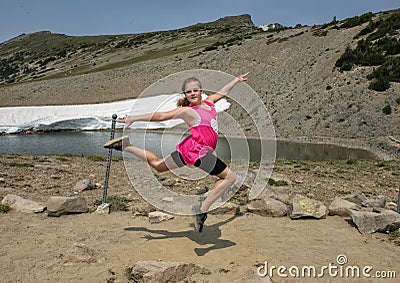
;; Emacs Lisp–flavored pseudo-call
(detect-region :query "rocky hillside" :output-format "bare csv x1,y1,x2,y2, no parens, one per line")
0,12,399,157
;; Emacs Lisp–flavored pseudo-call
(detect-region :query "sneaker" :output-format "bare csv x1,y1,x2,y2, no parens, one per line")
192,204,207,233
104,136,131,151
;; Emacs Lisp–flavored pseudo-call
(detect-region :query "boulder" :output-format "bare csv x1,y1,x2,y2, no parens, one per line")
1,194,46,213
247,197,288,217
127,261,208,283
289,194,327,219
329,197,359,217
348,209,400,234
46,196,88,217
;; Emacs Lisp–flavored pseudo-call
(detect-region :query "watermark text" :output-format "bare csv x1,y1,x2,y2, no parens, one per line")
257,255,396,279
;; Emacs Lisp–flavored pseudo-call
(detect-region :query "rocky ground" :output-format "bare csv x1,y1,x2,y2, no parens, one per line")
1,154,400,282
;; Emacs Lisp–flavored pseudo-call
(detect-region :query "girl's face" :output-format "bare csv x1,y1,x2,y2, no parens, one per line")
183,81,203,106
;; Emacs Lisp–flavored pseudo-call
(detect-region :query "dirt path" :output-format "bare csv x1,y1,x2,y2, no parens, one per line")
1,211,399,282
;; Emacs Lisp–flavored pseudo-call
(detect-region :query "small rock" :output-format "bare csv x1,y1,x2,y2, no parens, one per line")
385,202,398,211
73,179,95,192
290,194,327,219
148,211,174,223
1,194,46,213
95,203,111,215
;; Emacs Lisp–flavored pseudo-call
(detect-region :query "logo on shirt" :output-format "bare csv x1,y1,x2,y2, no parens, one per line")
211,118,218,133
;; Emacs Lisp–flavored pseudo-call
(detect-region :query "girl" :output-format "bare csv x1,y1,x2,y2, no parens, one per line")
105,72,248,232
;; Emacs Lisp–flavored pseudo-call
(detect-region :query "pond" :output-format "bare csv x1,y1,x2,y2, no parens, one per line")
0,131,378,161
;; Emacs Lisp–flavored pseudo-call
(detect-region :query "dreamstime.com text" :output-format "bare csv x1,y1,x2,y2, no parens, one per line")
257,255,397,279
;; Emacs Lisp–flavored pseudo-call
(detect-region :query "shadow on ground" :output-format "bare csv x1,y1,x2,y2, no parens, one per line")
125,213,242,256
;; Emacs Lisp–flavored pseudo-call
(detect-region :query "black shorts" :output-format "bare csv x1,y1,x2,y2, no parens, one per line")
171,150,227,176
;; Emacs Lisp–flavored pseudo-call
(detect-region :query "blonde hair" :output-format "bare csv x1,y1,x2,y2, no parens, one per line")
177,77,202,107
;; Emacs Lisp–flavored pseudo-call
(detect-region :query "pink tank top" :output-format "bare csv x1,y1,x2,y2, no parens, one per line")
177,100,218,165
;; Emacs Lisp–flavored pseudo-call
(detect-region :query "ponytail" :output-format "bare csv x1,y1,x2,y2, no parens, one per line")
177,97,190,107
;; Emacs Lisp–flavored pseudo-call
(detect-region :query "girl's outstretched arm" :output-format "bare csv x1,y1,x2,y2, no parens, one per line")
206,72,249,104
118,107,197,129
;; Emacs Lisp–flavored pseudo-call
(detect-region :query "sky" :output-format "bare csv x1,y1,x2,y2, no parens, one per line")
1,0,399,44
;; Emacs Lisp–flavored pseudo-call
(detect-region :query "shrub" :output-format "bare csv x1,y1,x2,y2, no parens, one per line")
335,47,356,71
336,10,400,90
340,12,374,29
3,162,34,167
268,178,288,186
369,77,390,91
203,44,219,52
87,155,107,161
0,204,11,213
382,105,392,115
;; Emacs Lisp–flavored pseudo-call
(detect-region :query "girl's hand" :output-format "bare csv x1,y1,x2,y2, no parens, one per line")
116,115,127,123
237,72,249,82
116,115,134,129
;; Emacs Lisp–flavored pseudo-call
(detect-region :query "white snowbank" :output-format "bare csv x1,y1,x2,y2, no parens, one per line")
0,93,230,134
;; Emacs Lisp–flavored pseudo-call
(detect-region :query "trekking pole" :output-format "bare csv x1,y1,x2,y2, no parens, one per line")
102,114,118,205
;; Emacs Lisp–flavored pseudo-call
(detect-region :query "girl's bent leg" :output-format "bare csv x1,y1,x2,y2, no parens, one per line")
124,145,179,172
200,167,237,212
